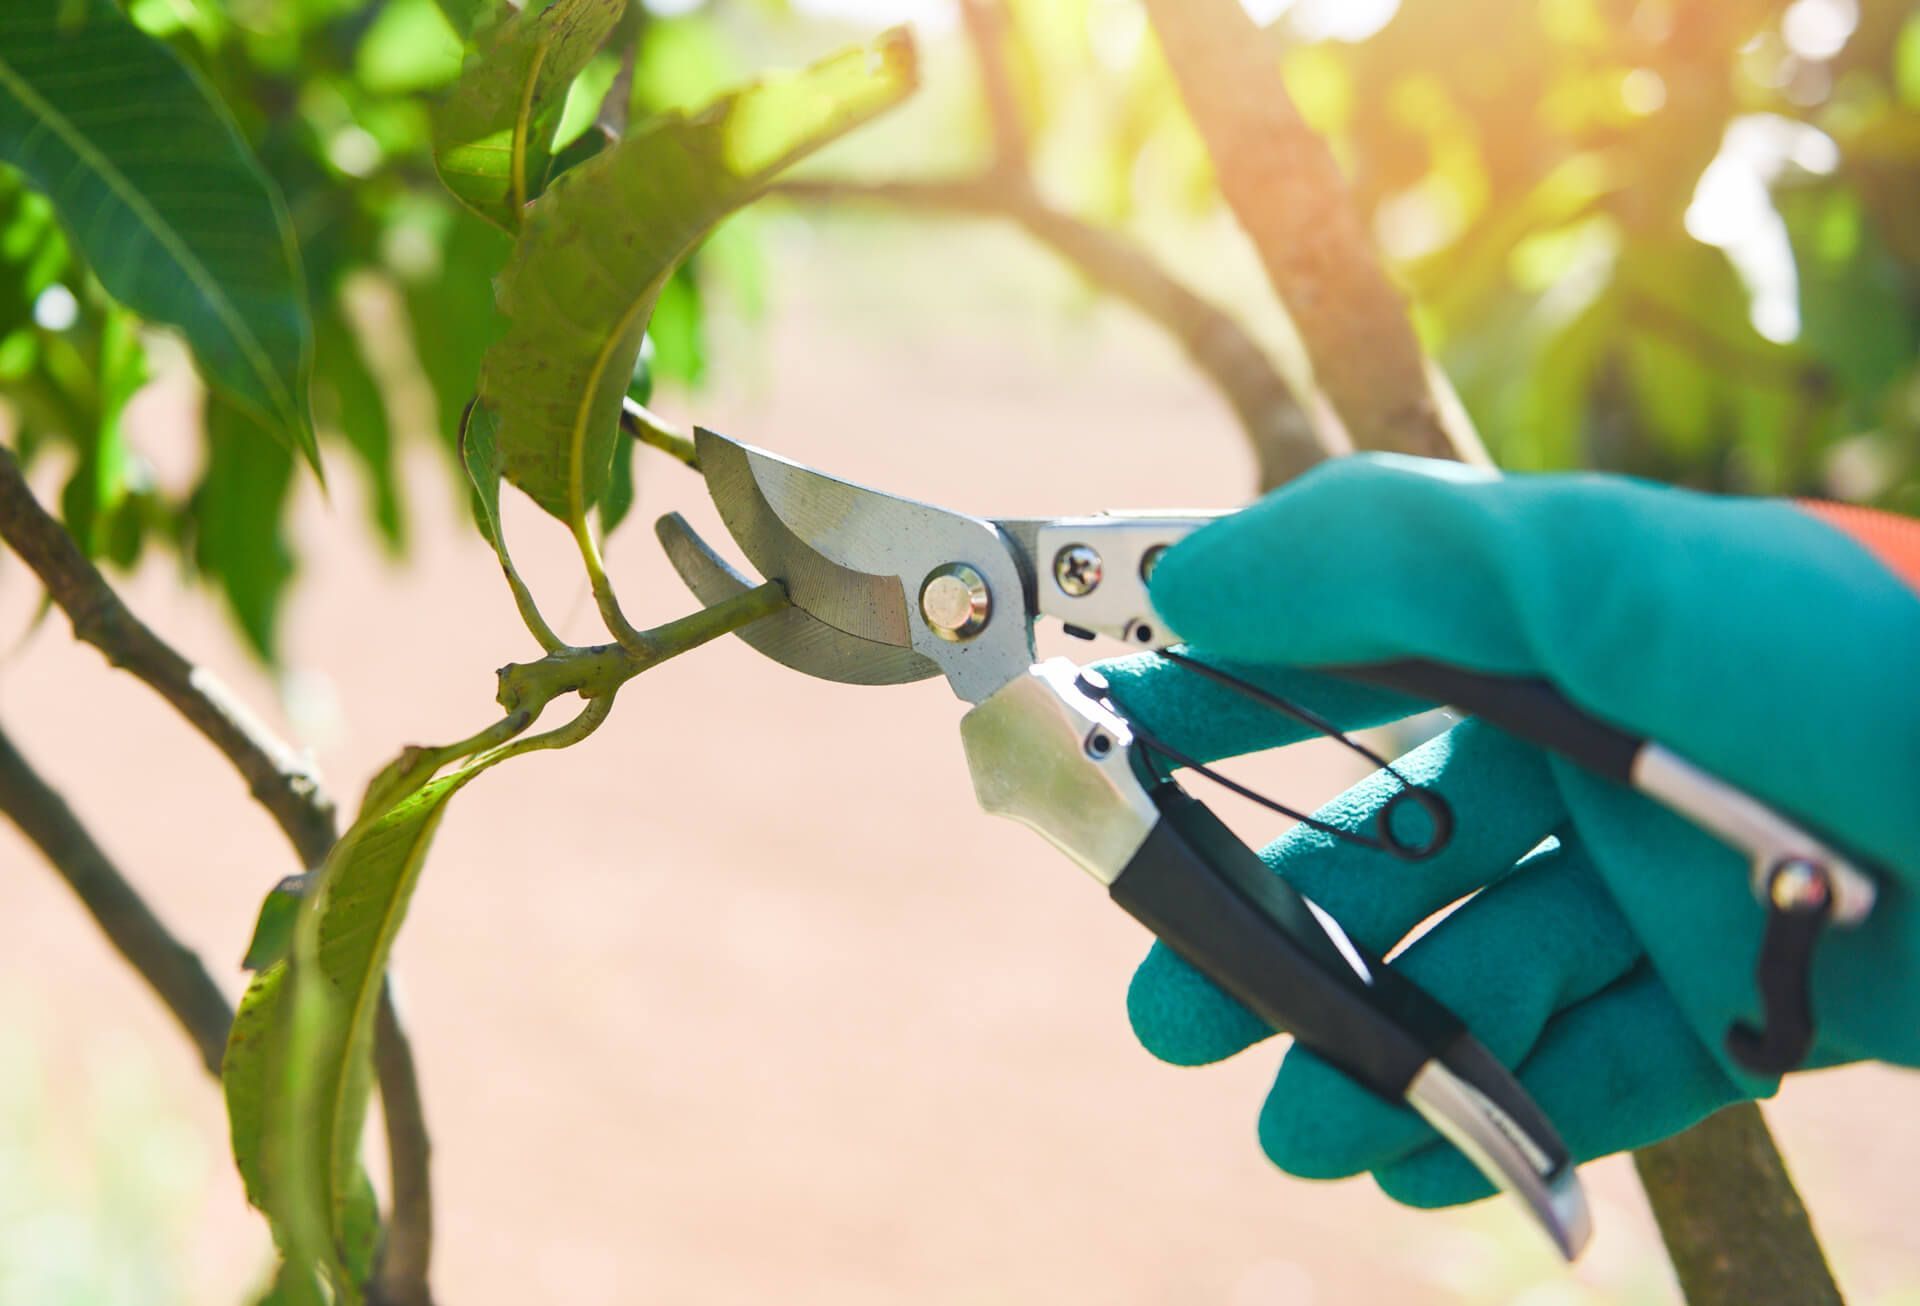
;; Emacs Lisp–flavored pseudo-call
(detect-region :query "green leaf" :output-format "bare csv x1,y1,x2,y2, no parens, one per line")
58,304,145,557
647,262,706,387
191,398,296,662
478,28,917,523
313,307,404,552
432,0,627,232
460,398,562,648
354,0,464,97
433,0,502,40
242,875,308,972
0,1,317,468
398,204,511,450
600,424,636,535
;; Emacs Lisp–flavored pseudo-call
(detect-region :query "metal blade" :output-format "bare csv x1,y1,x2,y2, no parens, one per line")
695,426,1037,704
697,429,913,646
654,513,939,686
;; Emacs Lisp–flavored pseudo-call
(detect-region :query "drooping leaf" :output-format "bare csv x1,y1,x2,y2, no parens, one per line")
313,307,404,551
477,29,917,523
190,398,296,662
431,0,627,232
57,304,145,557
399,205,511,450
600,424,636,534
460,398,562,648
0,1,317,468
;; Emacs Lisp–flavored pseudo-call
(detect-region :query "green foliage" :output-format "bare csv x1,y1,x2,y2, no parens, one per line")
431,0,627,232
189,400,296,662
476,28,917,524
202,18,922,1292
0,1,315,467
1252,0,1920,504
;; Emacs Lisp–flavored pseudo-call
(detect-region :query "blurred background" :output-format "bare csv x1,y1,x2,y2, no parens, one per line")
1,0,1918,1301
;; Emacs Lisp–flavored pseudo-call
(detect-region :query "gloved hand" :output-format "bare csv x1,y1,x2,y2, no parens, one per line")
1098,453,1920,1209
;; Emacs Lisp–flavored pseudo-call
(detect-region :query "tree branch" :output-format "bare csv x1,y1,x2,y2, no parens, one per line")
1634,1103,1843,1305
371,983,434,1306
0,443,436,1305
0,443,338,865
774,177,1325,488
1139,0,1481,462
958,0,1026,177
1132,7,1841,1298
0,721,234,1077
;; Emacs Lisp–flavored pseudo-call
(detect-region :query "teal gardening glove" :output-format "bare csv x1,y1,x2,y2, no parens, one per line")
1099,454,1920,1209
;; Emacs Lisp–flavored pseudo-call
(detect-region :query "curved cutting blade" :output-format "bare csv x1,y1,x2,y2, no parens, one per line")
655,513,939,686
694,426,1037,704
697,430,913,646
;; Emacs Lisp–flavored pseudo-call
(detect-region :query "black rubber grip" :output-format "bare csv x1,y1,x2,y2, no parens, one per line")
1332,659,1644,784
1110,783,1466,1099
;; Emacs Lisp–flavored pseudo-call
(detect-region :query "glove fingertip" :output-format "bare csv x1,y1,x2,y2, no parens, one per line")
1374,1145,1497,1210
1258,1048,1431,1180
1126,943,1270,1066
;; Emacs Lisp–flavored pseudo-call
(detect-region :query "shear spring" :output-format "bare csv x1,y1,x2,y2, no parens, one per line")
1110,651,1454,861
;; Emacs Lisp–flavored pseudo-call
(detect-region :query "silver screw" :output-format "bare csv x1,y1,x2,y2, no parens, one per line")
920,563,991,641
1053,544,1103,597
1140,544,1168,583
1768,858,1832,914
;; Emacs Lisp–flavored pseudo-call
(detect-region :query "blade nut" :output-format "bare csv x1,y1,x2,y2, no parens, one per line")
1053,544,1103,597
920,563,991,641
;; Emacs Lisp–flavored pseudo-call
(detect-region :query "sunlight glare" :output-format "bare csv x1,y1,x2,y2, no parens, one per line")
787,0,957,32
1782,0,1858,61
1685,116,1839,342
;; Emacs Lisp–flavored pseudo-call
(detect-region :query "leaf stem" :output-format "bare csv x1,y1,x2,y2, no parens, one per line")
620,396,699,469
494,580,789,714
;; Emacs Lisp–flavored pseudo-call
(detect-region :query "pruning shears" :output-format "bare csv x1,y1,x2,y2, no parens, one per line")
651,420,1882,1261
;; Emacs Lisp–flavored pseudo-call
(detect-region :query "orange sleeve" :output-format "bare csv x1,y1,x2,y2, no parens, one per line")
1799,500,1920,599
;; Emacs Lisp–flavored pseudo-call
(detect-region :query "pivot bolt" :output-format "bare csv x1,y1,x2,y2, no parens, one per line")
1768,858,1832,914
1053,544,1103,597
920,563,991,641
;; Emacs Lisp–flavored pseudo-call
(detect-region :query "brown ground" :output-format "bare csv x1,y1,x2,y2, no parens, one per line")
0,218,1913,1305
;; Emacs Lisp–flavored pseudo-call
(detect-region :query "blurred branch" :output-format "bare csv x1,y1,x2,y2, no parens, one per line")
775,177,1325,488
0,722,234,1076
1634,1103,1844,1306
1131,6,1843,1299
1139,0,1483,463
0,443,436,1305
958,0,1026,177
372,983,434,1306
0,445,338,863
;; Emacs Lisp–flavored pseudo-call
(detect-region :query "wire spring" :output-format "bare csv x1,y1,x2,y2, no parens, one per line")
1106,650,1454,861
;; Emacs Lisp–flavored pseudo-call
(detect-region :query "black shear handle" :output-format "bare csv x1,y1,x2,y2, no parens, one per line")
1109,783,1570,1165
1333,659,1645,783
1330,657,1832,1078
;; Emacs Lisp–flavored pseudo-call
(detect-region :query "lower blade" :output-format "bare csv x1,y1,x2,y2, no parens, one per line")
655,514,939,686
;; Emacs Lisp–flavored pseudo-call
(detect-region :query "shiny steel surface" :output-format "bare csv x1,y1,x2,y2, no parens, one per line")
654,513,939,686
696,426,1035,703
697,429,914,647
919,563,992,641
958,659,1160,885
1631,744,1876,925
1406,1061,1593,1261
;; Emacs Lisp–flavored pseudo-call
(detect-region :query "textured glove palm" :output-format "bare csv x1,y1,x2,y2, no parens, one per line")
1098,454,1920,1209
